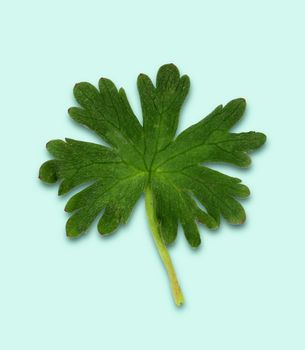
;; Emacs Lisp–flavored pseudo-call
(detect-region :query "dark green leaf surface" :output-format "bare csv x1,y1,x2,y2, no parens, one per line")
39,64,266,246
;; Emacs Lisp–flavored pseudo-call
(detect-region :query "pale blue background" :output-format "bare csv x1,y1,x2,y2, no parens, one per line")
1,0,304,349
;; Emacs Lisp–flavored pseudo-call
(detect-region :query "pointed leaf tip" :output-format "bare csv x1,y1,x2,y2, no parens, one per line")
159,63,179,71
66,218,82,238
39,160,58,183
190,236,201,248
259,132,267,145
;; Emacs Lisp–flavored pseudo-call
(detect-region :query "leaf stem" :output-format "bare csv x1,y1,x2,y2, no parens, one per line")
144,186,184,306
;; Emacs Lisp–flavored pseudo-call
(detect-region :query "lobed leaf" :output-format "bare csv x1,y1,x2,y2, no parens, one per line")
39,64,266,247
138,64,190,167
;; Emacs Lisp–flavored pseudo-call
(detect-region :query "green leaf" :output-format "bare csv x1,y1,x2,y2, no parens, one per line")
39,63,266,305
